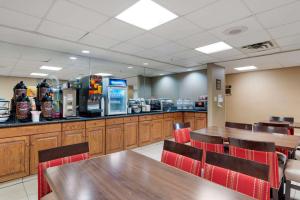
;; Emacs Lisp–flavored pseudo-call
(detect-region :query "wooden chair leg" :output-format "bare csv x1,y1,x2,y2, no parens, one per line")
285,180,291,200
272,188,279,200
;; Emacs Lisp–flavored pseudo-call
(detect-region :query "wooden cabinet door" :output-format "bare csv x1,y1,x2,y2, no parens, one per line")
195,117,207,130
62,129,86,146
86,127,105,157
151,119,163,142
124,122,138,150
163,118,174,139
0,136,29,182
106,124,124,154
184,117,195,130
30,132,61,174
139,121,152,146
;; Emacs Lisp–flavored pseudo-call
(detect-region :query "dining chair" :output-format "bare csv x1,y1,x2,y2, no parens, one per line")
270,116,294,123
204,151,270,200
225,121,253,131
190,132,224,164
161,140,203,176
228,138,283,200
173,122,191,144
38,142,89,200
285,159,300,200
253,123,289,134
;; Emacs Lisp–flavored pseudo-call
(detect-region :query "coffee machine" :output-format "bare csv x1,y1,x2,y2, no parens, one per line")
79,75,104,117
62,83,77,118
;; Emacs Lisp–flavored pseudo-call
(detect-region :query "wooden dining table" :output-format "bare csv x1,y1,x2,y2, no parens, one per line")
192,126,300,150
260,120,300,129
45,150,252,200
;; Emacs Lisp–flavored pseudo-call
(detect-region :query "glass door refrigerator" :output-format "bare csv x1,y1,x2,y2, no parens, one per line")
104,78,128,115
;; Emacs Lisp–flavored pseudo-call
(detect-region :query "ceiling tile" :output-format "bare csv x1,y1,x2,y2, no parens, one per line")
176,32,219,49
127,33,169,49
93,19,145,41
210,48,244,59
0,0,54,18
268,21,300,39
0,57,18,68
151,18,203,40
38,20,87,41
154,0,217,15
276,34,300,48
185,0,251,29
256,1,300,29
79,33,121,49
0,42,22,59
0,8,41,31
169,50,206,60
46,0,109,31
110,42,145,54
273,51,300,67
243,0,296,14
151,42,188,56
134,49,162,59
68,0,138,17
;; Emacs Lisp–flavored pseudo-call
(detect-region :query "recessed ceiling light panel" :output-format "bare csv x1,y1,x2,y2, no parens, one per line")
234,66,257,71
95,73,113,76
30,72,48,77
128,66,133,69
195,42,232,54
40,66,62,71
81,50,90,54
69,56,77,60
143,62,149,65
115,0,178,30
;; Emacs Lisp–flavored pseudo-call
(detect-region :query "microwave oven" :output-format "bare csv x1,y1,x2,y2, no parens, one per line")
194,101,207,111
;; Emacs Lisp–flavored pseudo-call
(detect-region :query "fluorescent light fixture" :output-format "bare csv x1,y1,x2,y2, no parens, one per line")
30,72,48,77
40,65,62,71
95,73,113,76
115,0,178,30
234,66,257,71
187,69,192,71
159,74,164,76
69,56,77,60
143,62,149,66
81,50,90,54
128,66,133,69
195,42,232,54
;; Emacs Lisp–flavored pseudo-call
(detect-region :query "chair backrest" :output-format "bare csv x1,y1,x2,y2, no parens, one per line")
253,123,289,134
38,143,89,200
225,122,253,131
204,152,270,200
228,138,279,190
173,122,190,130
161,140,202,176
270,116,294,123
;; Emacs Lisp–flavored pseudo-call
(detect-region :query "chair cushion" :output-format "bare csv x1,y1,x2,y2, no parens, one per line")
161,150,201,176
191,139,224,164
204,163,270,200
229,146,280,189
285,159,300,183
173,128,191,144
38,153,89,200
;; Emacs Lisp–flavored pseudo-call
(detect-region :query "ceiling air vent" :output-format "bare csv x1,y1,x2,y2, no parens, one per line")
240,40,278,53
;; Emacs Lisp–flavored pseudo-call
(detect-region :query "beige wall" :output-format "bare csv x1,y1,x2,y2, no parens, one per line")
0,76,50,100
225,66,300,124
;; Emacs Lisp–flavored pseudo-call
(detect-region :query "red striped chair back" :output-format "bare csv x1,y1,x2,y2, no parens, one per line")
161,140,203,176
204,151,270,200
228,138,281,190
190,132,224,164
38,142,89,200
173,122,191,143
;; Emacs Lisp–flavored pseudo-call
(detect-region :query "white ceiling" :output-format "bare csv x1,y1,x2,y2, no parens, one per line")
0,0,299,79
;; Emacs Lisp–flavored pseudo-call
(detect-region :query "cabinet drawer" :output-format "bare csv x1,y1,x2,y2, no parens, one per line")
184,112,195,118
106,118,124,126
124,116,138,123
62,121,85,131
86,120,105,129
139,115,152,121
163,113,174,119
195,113,207,118
175,112,183,117
152,114,163,120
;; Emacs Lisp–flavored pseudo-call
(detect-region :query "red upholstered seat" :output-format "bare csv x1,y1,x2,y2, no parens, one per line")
173,127,191,144
38,153,89,200
229,146,279,189
204,163,270,200
161,150,201,176
191,140,224,164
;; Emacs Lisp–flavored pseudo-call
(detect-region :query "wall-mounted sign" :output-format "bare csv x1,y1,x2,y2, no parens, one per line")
216,79,221,90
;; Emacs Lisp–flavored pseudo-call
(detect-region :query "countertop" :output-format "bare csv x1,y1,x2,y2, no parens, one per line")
0,110,207,128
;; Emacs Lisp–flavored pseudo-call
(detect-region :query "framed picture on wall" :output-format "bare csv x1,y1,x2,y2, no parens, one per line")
216,79,221,90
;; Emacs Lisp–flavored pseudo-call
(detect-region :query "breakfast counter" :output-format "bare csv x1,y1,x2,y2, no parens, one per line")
0,110,207,183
